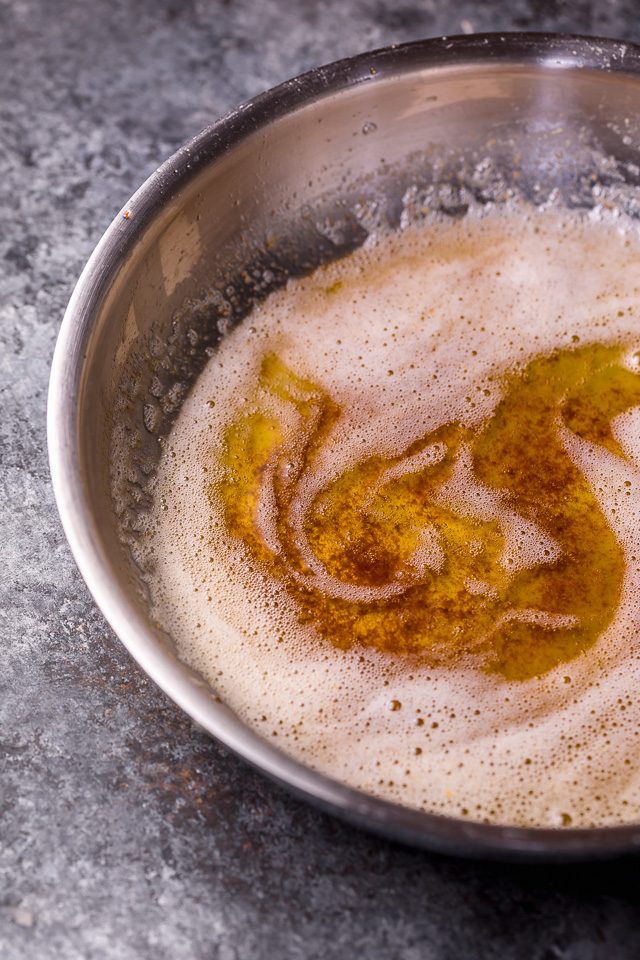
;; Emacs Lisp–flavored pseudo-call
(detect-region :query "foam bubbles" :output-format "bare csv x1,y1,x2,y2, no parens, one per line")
140,210,640,828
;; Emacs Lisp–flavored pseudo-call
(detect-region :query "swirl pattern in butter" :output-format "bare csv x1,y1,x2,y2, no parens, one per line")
220,344,640,681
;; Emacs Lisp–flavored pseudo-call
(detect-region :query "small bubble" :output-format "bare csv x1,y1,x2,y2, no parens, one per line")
362,121,377,135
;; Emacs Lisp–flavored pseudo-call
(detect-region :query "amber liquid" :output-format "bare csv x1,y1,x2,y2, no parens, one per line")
220,344,640,681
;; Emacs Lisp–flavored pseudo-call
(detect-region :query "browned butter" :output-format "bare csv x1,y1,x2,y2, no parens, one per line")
142,210,640,828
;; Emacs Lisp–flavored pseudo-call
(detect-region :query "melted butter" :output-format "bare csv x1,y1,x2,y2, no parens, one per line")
220,344,640,681
142,210,640,828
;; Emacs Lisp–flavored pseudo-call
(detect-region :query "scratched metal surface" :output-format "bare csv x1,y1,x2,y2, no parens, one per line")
2,1,640,957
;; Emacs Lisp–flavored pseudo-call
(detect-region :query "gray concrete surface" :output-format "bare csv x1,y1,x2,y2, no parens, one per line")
2,1,640,957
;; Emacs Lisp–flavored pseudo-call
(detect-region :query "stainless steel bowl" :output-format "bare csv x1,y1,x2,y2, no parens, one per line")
48,33,640,860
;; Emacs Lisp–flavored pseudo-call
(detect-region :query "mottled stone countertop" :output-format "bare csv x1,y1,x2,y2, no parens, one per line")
2,1,640,958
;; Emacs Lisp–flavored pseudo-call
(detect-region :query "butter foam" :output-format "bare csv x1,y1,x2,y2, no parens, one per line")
140,210,640,828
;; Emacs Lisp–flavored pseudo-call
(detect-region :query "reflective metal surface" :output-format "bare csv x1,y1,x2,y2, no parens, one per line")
48,33,640,859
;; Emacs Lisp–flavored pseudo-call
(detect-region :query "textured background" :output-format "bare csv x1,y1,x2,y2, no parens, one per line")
3,1,640,957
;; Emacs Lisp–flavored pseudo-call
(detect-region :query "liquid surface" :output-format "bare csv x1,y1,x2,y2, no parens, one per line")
142,211,640,828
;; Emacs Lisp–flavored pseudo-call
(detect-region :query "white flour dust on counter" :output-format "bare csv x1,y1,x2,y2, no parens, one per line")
139,210,640,828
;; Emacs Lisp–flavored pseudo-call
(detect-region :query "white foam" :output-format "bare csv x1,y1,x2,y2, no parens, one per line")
140,210,640,828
